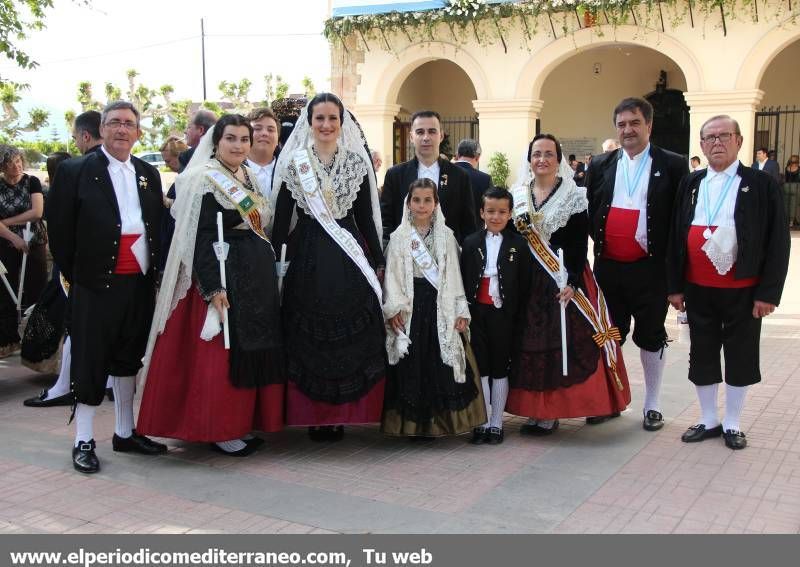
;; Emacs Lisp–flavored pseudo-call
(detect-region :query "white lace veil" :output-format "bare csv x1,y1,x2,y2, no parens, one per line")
139,129,217,383
271,99,382,239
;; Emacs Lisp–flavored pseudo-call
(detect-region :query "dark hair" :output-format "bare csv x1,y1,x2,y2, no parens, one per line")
74,110,101,139
46,151,72,182
613,97,653,125
101,100,140,127
306,92,344,125
482,187,513,211
756,147,768,155
690,155,701,162
406,178,439,204
192,109,219,134
567,154,576,162
211,114,253,151
248,107,279,128
527,133,563,163
410,110,442,127
456,138,481,158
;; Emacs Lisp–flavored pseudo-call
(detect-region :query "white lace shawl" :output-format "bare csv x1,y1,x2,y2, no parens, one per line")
139,130,271,384
512,157,588,242
382,206,471,383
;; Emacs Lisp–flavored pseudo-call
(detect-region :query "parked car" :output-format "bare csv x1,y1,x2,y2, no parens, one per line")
135,151,166,168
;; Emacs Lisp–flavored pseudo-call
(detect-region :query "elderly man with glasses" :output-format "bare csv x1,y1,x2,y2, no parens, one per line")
47,100,168,474
667,115,790,450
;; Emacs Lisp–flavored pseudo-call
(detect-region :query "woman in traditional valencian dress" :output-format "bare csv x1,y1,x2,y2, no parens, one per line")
507,134,631,435
137,114,285,456
382,179,485,438
271,93,386,441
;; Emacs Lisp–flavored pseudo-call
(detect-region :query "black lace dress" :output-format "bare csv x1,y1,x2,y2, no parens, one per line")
271,149,386,426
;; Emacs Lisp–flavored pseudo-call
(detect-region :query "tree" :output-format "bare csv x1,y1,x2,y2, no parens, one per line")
0,0,58,85
218,78,253,114
301,76,316,98
0,82,48,138
274,75,289,100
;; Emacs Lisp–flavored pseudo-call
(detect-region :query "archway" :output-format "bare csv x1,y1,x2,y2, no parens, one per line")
394,59,478,162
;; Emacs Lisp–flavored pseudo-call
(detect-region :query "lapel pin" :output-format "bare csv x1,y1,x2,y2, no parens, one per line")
653,171,661,177
741,186,749,193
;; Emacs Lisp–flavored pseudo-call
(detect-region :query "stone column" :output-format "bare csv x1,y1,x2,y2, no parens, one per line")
351,103,402,183
683,90,765,164
472,98,545,187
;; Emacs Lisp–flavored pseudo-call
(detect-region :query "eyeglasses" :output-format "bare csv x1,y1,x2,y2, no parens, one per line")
531,151,557,160
700,132,736,144
104,119,138,131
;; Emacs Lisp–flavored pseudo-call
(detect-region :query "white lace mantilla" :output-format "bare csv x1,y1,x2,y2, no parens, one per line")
515,177,589,243
284,148,368,219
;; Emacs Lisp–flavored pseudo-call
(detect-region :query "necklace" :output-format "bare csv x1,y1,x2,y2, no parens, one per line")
218,159,240,177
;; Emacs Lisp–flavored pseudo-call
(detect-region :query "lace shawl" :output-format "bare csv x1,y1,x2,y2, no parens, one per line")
382,206,471,382
513,176,588,243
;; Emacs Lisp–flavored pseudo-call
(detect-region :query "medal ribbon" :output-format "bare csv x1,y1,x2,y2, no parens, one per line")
621,145,651,205
701,171,736,232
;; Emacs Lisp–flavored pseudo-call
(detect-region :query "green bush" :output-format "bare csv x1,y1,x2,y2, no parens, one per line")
487,151,510,189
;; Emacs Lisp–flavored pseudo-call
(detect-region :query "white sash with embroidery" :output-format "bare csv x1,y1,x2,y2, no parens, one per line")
410,228,440,290
293,148,382,303
205,169,269,242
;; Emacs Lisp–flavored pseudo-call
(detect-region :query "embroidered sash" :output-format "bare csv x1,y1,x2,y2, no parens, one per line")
205,169,269,242
410,228,440,289
513,209,624,391
293,148,382,302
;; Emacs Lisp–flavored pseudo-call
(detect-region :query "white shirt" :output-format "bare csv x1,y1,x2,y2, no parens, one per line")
691,160,741,228
483,231,503,308
248,158,275,199
417,161,440,185
757,160,766,170
101,146,144,235
612,144,652,251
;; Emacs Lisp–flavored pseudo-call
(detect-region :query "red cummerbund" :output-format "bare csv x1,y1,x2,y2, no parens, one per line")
477,277,494,305
602,207,647,262
114,234,142,274
685,225,759,288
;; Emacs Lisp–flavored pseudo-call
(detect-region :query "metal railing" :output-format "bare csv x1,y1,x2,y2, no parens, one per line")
754,106,800,228
393,116,479,164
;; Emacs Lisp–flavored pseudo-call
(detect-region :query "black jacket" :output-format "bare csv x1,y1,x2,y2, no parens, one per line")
47,149,164,290
585,145,687,262
453,160,492,227
667,164,791,305
381,157,476,244
460,228,532,317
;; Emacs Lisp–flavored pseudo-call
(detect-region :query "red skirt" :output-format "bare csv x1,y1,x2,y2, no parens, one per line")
506,265,631,420
286,380,385,426
137,286,284,442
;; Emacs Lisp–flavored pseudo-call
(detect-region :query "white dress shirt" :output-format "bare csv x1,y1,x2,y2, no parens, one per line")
248,158,275,199
483,231,503,308
691,160,740,228
417,161,441,185
612,144,652,251
102,146,148,272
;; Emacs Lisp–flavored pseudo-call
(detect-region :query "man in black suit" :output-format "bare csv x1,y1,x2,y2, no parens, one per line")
751,147,782,184
381,110,476,243
48,101,168,473
585,97,687,431
178,109,218,169
668,115,790,450
453,138,493,227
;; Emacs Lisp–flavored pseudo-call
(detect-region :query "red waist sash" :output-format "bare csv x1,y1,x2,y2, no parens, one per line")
602,207,647,262
115,234,142,274
685,226,759,288
477,277,494,305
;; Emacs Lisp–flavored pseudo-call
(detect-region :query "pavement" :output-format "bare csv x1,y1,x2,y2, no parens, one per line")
0,235,798,534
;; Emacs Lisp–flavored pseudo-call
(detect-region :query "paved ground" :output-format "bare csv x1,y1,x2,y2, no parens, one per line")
1,236,798,534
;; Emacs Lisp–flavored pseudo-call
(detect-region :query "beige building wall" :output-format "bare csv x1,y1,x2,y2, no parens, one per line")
396,60,477,118
334,1,800,183
760,40,800,108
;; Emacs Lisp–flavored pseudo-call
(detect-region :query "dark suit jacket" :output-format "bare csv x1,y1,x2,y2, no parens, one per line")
573,161,587,186
667,164,791,305
460,228,532,319
453,160,492,227
585,144,687,262
751,159,782,184
381,157,476,244
47,148,164,290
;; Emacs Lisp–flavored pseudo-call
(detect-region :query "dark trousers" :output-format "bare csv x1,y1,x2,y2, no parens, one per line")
594,256,668,352
70,275,155,405
469,303,514,379
685,283,761,387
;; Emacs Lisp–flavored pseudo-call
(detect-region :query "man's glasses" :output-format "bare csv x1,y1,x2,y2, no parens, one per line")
104,119,138,131
700,132,735,144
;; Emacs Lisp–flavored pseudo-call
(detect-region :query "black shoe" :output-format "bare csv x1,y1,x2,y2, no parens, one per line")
72,439,99,474
642,410,664,431
211,441,257,457
329,425,344,442
243,436,265,450
23,389,74,408
681,424,723,443
112,430,167,455
520,420,559,436
470,427,488,445
486,427,504,445
586,412,621,425
105,388,114,402
723,429,747,450
308,426,325,442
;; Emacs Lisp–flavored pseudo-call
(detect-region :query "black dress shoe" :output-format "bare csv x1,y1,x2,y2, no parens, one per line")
105,388,115,402
23,389,74,408
112,430,167,455
470,427,487,445
586,412,621,425
211,442,257,457
72,439,100,474
642,410,664,431
520,420,559,436
723,429,747,450
244,436,265,450
486,427,504,445
681,424,723,443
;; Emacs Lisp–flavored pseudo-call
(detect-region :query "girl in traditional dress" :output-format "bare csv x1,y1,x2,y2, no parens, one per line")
507,134,631,435
137,114,285,456
271,93,386,441
381,178,485,437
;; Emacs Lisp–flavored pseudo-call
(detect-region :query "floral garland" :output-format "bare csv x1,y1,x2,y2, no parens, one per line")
324,0,800,50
